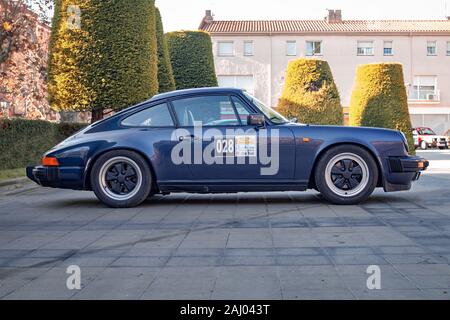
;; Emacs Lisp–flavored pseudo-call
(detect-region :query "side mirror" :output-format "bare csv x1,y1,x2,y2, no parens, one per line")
247,114,265,127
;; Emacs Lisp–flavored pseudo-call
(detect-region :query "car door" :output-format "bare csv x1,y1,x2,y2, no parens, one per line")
169,94,295,182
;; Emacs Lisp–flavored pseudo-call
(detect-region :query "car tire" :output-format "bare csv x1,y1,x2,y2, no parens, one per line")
91,150,152,208
314,145,378,205
420,140,428,150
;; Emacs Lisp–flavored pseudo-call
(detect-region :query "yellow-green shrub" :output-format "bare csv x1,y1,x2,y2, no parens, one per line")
349,63,414,152
277,58,343,125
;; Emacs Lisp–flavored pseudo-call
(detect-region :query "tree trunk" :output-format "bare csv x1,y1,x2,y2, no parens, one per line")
91,108,103,123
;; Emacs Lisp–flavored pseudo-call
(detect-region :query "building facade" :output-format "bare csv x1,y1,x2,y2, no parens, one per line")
199,10,450,134
0,7,58,121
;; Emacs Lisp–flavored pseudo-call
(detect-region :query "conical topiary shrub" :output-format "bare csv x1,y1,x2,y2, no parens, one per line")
155,7,175,93
349,63,414,153
48,0,159,122
165,31,218,89
277,58,343,125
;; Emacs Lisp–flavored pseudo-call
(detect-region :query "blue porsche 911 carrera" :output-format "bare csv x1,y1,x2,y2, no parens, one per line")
27,88,428,207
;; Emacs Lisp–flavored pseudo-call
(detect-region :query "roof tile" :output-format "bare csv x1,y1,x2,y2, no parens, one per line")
200,20,450,33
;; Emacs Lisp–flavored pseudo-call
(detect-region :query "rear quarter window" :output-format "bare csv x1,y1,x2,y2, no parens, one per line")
121,103,174,127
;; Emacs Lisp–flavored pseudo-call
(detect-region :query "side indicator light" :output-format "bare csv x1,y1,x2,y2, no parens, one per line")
42,156,59,167
303,137,310,143
418,161,424,169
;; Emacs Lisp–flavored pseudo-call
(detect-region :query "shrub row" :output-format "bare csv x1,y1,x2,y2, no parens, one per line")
0,119,86,170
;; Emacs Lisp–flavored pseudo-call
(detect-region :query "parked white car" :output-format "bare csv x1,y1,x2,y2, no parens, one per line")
412,127,448,150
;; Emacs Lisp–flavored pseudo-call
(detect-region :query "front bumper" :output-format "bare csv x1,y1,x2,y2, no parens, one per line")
383,156,429,192
26,165,85,190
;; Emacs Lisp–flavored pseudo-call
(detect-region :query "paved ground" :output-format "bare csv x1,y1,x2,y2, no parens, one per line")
0,153,450,299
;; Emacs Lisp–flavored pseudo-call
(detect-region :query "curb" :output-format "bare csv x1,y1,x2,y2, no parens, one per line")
0,176,29,187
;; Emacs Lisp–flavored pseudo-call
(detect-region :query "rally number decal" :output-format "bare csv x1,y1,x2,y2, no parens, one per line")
215,136,257,157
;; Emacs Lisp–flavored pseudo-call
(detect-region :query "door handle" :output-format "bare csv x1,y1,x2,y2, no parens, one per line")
179,135,200,141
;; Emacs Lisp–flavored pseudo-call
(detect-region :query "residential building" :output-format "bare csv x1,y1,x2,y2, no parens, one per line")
199,9,450,134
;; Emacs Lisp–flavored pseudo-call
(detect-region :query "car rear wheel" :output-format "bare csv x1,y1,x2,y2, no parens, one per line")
314,145,378,205
420,140,428,150
91,150,152,208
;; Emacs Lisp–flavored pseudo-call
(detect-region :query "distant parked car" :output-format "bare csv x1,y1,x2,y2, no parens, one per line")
412,127,448,150
445,129,450,146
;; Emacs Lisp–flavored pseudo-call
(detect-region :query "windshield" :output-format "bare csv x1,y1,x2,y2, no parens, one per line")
244,92,288,124
418,128,436,135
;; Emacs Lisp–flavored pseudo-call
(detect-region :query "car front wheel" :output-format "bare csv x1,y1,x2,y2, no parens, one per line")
91,150,152,208
314,145,378,205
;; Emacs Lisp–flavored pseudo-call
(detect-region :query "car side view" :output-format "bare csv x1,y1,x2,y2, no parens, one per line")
27,88,429,208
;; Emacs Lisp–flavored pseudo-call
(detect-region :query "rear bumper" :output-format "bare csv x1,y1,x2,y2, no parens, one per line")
383,156,429,192
26,165,85,190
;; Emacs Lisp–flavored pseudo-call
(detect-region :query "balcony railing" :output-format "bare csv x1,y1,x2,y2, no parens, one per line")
408,89,440,102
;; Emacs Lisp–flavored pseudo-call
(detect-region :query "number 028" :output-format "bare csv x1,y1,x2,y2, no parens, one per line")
215,139,234,155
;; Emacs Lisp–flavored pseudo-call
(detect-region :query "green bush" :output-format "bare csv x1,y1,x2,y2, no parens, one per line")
155,8,175,93
0,119,86,170
349,63,414,153
277,58,343,125
166,31,218,89
48,0,159,122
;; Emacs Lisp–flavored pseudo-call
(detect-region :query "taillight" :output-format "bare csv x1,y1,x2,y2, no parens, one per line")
41,156,59,167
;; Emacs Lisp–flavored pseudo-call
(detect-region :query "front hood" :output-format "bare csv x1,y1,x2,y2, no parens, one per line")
302,124,400,134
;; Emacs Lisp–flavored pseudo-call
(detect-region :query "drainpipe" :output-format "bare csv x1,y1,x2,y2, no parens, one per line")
269,32,273,108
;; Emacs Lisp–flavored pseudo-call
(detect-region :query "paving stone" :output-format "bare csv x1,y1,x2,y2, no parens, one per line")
2,176,450,299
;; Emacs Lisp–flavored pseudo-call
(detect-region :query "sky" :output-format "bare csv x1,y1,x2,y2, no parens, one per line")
156,0,450,32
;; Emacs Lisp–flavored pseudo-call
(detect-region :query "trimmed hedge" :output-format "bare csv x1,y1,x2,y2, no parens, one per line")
277,58,343,125
155,8,176,93
48,0,159,122
349,63,414,152
0,119,86,170
166,31,218,89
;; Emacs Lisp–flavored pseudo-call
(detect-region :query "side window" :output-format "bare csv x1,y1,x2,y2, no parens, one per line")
231,96,251,124
172,95,240,126
121,103,174,127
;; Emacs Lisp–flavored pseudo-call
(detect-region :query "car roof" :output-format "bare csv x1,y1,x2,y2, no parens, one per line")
150,87,244,102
